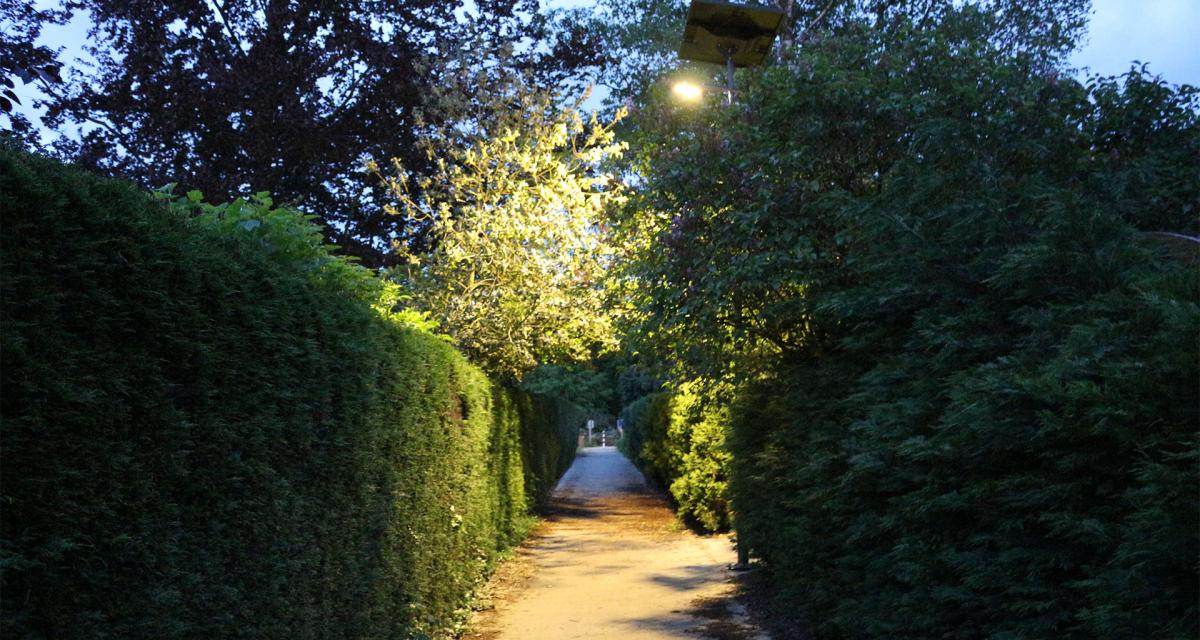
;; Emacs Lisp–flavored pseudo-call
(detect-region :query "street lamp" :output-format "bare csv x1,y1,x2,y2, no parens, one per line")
674,1,785,573
677,0,785,105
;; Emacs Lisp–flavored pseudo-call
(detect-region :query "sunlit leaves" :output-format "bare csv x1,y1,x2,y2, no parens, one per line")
375,61,627,379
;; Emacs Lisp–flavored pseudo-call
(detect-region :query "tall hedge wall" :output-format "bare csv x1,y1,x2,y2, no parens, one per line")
618,386,731,532
0,148,580,639
718,55,1200,640
604,11,1197,635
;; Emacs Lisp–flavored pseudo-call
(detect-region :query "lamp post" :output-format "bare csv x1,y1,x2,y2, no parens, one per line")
673,1,785,572
676,0,785,105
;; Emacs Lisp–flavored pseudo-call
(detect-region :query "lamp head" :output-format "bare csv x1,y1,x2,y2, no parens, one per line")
678,0,785,67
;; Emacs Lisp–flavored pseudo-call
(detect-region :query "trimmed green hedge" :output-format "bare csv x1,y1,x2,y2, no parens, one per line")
0,148,580,639
618,385,731,532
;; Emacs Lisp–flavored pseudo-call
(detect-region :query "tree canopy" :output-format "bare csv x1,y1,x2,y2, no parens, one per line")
374,55,627,379
601,2,1198,637
0,0,66,141
27,0,596,266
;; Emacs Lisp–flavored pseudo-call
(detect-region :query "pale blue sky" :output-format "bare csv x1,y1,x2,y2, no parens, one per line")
1069,0,1199,84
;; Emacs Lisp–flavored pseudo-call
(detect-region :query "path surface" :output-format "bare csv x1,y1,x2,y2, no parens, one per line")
469,447,766,640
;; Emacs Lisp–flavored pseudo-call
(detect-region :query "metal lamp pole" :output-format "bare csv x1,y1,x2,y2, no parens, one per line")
719,45,736,106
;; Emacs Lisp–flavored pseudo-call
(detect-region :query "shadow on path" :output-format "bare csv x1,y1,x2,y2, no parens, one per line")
469,447,768,640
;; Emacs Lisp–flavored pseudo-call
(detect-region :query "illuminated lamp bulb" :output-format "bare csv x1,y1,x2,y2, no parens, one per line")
672,81,704,101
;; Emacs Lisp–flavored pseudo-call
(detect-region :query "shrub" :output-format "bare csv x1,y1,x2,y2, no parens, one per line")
720,42,1199,640
612,10,1197,636
618,392,673,485
618,385,731,531
730,249,1199,638
0,147,580,639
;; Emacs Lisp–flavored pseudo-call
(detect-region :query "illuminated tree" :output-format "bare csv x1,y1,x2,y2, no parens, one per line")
374,60,626,380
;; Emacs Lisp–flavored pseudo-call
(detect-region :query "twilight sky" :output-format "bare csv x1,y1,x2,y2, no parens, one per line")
1069,0,1199,84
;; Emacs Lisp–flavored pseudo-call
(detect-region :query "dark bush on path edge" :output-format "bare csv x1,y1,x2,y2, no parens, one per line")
0,147,581,639
722,40,1199,640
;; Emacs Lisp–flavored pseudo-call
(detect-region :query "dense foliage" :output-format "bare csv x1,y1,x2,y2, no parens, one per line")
611,6,1199,639
376,73,626,379
21,0,595,266
560,0,1090,113
4,1,1197,637
618,384,731,532
520,354,660,418
521,363,617,416
0,148,581,639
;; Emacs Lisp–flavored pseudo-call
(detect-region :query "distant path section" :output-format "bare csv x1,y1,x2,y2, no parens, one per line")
469,447,766,640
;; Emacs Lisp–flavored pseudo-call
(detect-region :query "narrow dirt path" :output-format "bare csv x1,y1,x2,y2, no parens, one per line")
469,447,767,640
